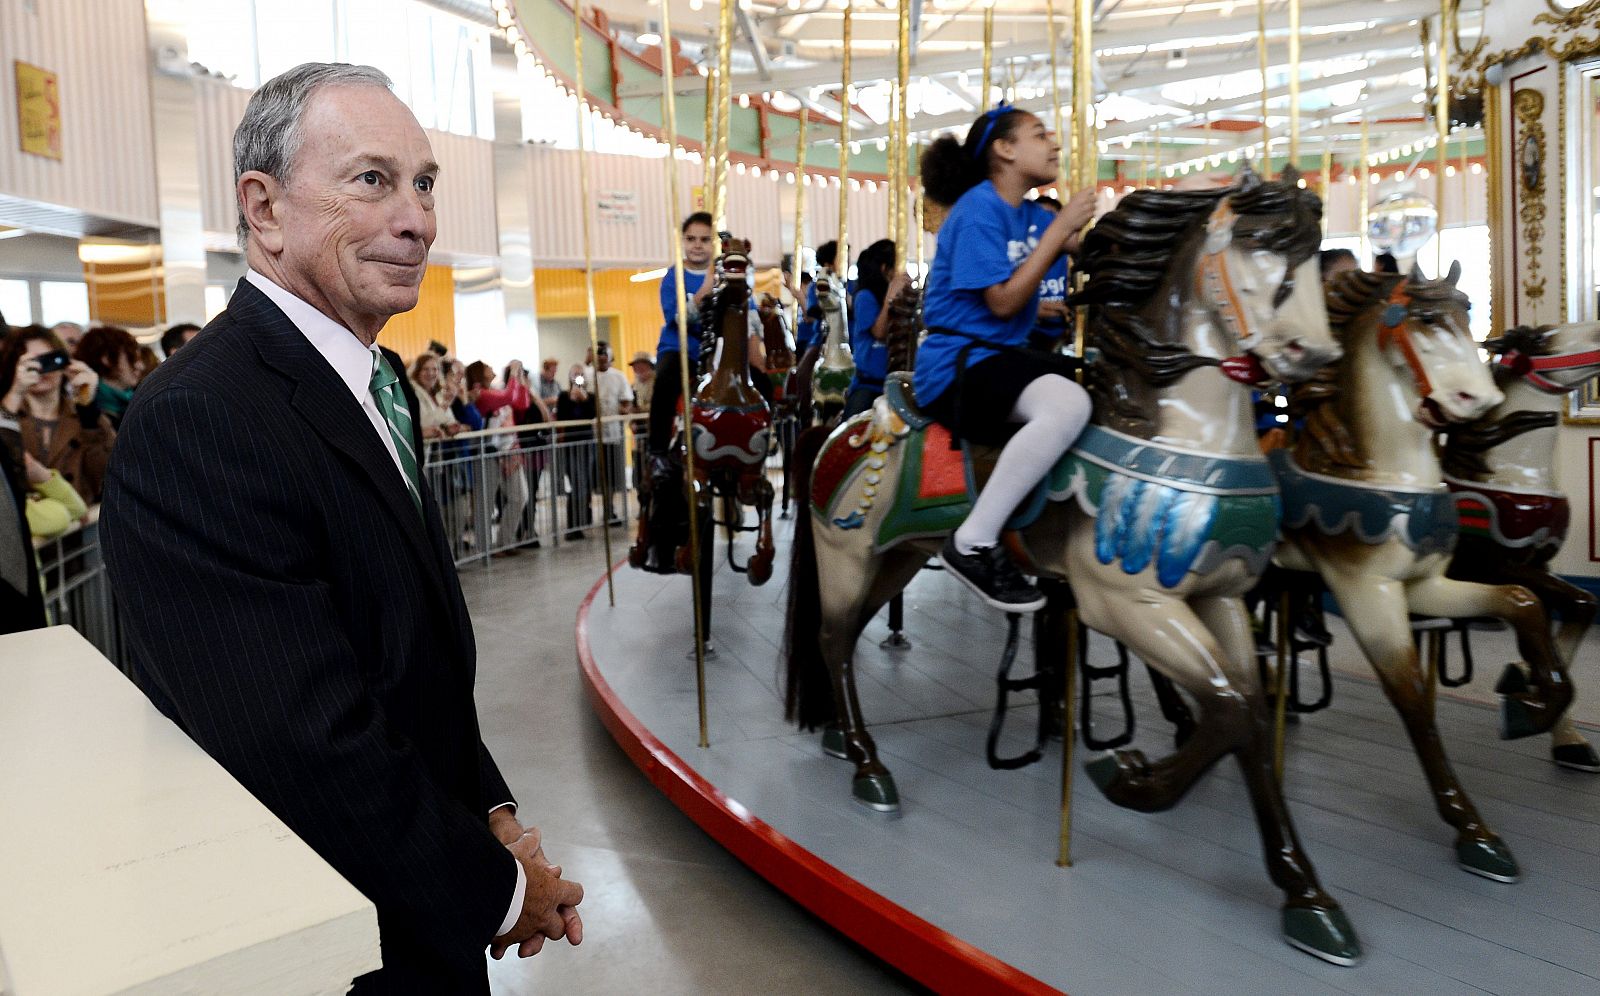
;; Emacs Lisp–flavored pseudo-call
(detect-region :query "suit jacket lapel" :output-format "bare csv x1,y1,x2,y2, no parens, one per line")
229,279,452,608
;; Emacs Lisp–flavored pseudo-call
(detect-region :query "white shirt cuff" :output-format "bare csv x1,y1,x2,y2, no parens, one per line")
497,859,527,937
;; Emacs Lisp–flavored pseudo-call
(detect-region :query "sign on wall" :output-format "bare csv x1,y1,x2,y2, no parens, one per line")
597,189,638,224
14,61,62,161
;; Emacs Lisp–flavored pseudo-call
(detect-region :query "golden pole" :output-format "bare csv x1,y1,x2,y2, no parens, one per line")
1154,123,1162,186
895,0,911,269
887,87,900,258
1288,0,1301,169
1486,83,1502,332
1359,116,1370,265
838,2,852,275
1057,609,1079,867
793,108,808,333
714,0,735,234
1320,145,1332,235
915,170,926,277
1071,0,1094,358
704,66,719,218
1047,0,1065,182
982,4,994,105
1435,0,1451,275
1257,0,1270,163
571,5,616,607
658,0,711,748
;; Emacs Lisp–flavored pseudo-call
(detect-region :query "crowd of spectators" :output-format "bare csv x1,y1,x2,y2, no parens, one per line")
1,305,657,632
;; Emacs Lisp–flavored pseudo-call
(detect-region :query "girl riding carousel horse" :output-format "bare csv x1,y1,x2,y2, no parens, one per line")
916,104,1098,611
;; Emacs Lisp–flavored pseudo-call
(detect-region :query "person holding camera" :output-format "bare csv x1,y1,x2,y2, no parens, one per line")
72,325,142,429
0,324,116,504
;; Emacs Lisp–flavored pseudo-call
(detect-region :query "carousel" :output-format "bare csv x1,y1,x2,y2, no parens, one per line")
513,0,1600,989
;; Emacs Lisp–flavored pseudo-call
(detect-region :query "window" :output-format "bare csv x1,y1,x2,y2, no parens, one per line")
0,278,31,326
39,282,89,328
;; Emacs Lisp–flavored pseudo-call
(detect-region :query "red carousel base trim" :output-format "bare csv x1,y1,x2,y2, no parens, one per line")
576,565,1063,996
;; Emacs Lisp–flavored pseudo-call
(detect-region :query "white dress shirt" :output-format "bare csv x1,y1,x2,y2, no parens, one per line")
242,270,528,938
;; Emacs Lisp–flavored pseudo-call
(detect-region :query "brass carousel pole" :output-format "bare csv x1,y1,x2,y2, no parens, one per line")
658,0,712,748
887,87,901,255
838,2,853,277
570,5,617,607
1047,0,1066,181
1257,0,1270,167
1320,145,1332,235
1359,116,1371,264
895,0,911,269
704,53,720,218
714,0,735,234
1435,0,1451,275
1288,0,1301,169
1058,0,1094,871
1485,80,1502,331
793,108,808,333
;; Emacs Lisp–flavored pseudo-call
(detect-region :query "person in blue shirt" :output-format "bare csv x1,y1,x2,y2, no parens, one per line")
843,238,909,418
648,211,717,458
914,105,1096,612
1027,195,1072,353
794,272,819,354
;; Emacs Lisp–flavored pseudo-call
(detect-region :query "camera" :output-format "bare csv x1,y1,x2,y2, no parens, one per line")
34,350,70,374
572,375,586,388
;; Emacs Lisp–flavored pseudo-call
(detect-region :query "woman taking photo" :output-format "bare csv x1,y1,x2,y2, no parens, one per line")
0,325,116,504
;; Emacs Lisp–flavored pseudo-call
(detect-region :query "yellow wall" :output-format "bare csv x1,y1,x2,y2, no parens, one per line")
534,268,662,364
379,264,455,368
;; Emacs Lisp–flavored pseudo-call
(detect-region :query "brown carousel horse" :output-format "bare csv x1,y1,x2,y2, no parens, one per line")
756,294,801,518
629,239,776,644
1273,266,1573,884
785,172,1364,964
1442,321,1600,771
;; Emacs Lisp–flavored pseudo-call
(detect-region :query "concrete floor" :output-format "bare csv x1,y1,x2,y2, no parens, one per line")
458,534,917,995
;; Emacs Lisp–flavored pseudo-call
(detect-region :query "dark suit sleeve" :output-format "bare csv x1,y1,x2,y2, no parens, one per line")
480,740,514,810
101,387,517,954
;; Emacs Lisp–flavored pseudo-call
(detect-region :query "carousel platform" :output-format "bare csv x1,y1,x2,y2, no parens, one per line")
576,524,1600,995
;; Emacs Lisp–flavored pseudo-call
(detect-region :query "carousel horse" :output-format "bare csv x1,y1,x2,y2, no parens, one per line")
680,238,777,585
1273,266,1573,884
785,172,1365,965
757,296,800,516
1442,321,1600,771
805,271,855,428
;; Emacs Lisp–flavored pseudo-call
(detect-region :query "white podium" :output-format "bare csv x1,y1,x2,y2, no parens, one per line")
0,627,380,995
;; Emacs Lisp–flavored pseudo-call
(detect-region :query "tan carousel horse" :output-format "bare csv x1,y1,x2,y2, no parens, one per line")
785,172,1365,964
1442,321,1600,771
794,271,855,428
1273,267,1573,884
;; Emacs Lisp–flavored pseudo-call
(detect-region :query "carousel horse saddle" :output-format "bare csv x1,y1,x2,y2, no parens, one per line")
1443,476,1570,552
1271,450,1458,558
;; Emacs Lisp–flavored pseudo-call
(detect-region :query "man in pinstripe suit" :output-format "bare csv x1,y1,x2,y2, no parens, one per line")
102,63,582,993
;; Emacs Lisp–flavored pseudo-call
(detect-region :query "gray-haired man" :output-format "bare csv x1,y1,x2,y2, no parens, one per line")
101,63,582,993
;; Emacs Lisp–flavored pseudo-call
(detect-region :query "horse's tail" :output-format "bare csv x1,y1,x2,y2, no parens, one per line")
783,424,838,729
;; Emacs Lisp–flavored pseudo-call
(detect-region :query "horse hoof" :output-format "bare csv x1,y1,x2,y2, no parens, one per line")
1282,904,1362,967
1494,662,1529,695
820,725,849,760
1456,837,1520,883
1280,903,1356,967
852,772,900,813
1499,697,1540,741
1085,752,1122,795
1084,750,1173,812
1553,742,1600,773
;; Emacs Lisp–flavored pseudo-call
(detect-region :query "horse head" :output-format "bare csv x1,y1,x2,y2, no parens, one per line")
1198,168,1342,384
1485,319,1600,395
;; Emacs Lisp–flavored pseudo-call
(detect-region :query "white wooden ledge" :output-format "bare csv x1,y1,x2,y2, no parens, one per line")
0,627,380,995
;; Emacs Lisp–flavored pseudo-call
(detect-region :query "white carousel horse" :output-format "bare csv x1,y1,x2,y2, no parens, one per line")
786,171,1365,964
1274,265,1574,885
1442,320,1600,770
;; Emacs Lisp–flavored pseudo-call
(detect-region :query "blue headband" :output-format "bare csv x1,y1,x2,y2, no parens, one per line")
971,102,1015,160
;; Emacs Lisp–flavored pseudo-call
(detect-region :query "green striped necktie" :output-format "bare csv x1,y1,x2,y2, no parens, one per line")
368,351,423,515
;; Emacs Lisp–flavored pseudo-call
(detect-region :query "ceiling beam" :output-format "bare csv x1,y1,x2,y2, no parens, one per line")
736,6,772,80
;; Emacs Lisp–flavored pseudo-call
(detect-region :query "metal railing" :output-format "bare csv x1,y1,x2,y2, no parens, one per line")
34,507,126,665
425,413,647,568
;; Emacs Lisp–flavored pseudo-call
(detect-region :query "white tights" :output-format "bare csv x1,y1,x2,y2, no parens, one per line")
953,374,1092,554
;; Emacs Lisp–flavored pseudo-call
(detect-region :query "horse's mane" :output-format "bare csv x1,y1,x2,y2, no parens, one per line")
1291,268,1471,474
885,284,923,374
1071,173,1325,435
1440,324,1559,479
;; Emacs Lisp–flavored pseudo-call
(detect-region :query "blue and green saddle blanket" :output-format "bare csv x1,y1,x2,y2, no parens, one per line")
1269,450,1458,557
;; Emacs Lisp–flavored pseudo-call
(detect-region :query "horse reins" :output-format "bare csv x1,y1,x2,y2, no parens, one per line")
1193,200,1261,353
1497,345,1600,393
1376,282,1435,401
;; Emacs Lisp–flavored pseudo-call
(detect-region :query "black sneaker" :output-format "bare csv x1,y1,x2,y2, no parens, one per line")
940,535,1046,612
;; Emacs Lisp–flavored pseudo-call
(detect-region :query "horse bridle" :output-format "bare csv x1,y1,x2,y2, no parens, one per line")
1496,342,1600,393
1193,200,1262,352
1375,282,1439,401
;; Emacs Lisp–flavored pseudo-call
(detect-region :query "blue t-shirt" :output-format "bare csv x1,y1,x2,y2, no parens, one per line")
795,281,819,352
1034,254,1069,338
850,287,888,389
915,181,1059,404
658,267,709,362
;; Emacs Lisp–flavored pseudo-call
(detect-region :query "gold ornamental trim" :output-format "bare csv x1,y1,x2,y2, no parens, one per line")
1512,88,1547,303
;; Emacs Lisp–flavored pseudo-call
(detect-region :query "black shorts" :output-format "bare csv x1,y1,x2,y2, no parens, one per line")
922,347,1078,446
